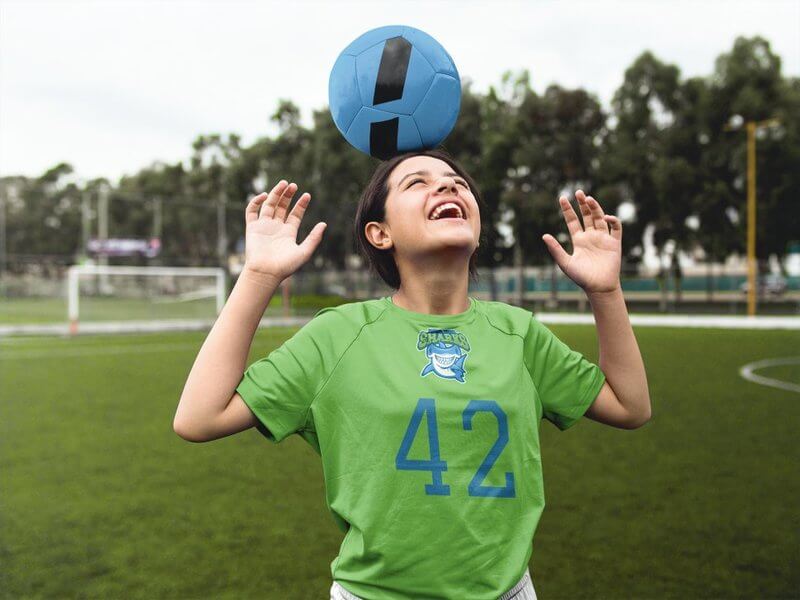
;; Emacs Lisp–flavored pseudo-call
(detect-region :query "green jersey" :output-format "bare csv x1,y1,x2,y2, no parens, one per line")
236,296,605,599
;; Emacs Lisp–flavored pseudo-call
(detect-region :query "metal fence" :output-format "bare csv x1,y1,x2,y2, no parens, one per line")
2,257,799,320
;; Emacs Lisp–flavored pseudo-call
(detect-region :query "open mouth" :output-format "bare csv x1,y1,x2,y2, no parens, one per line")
428,202,466,221
433,354,457,367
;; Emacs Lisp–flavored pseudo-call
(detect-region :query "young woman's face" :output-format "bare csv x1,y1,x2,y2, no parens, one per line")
368,156,481,263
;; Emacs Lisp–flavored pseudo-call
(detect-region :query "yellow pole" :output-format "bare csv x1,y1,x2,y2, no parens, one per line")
746,121,757,317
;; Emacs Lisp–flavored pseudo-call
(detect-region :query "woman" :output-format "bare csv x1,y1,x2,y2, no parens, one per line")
173,148,651,599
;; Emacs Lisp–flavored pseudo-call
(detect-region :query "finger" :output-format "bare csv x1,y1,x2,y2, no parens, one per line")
273,182,298,222
245,192,269,224
587,196,609,234
260,179,289,219
298,222,327,259
285,192,311,228
541,234,570,270
575,190,595,230
558,196,582,238
604,215,622,241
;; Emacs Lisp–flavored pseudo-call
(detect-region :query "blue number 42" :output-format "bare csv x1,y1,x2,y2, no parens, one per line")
395,398,516,498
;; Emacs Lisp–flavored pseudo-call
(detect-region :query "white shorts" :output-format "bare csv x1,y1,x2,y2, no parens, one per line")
330,567,537,600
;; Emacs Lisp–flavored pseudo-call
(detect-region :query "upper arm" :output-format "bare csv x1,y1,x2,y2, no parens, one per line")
233,307,354,444
213,392,260,438
584,381,648,430
523,315,606,431
174,392,259,442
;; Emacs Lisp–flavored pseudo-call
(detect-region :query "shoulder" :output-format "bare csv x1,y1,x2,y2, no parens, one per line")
296,298,388,345
267,299,388,369
311,297,388,327
474,298,534,339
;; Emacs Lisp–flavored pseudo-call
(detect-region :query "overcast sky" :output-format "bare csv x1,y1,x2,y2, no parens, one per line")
1,0,798,183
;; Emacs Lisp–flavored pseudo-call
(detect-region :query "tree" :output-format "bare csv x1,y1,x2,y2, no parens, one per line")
512,77,606,307
479,73,526,302
3,164,83,270
3,37,796,314
707,36,792,283
605,51,684,309
117,161,191,265
445,78,510,300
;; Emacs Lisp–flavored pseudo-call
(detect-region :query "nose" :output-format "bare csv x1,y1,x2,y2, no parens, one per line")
436,177,458,194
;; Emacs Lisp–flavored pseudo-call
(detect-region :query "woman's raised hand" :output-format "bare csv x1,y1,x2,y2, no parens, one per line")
243,180,327,283
541,190,622,294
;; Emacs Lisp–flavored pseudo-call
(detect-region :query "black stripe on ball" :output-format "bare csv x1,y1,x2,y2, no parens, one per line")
373,36,412,105
370,118,399,160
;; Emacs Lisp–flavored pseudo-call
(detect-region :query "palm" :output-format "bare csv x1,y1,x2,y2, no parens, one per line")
542,190,622,294
243,180,326,281
246,218,306,277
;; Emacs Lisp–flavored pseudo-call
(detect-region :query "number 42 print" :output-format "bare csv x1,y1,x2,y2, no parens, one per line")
395,398,516,498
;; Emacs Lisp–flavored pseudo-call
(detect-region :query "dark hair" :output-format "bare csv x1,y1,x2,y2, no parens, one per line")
354,148,483,290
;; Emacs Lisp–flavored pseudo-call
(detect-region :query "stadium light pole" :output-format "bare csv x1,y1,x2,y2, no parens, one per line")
217,189,228,268
0,188,6,297
151,197,162,266
97,183,112,294
724,116,780,317
80,191,91,263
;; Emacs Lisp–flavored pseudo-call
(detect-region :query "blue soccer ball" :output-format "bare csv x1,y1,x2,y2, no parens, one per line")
328,25,461,160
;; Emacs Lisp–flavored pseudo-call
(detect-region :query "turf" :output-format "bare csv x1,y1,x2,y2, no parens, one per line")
1,325,798,598
0,295,345,324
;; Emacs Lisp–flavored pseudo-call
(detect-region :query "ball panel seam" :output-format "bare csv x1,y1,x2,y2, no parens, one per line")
404,36,436,75
344,106,366,138
341,101,362,135
412,73,460,146
354,52,366,112
342,38,392,60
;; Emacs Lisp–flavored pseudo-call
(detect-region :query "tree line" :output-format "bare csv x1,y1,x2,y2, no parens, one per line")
1,36,798,297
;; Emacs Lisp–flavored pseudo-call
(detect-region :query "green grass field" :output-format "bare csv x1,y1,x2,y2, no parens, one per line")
0,294,350,324
2,324,798,598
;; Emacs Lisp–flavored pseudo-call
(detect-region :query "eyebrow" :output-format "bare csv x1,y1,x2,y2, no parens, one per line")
396,170,462,189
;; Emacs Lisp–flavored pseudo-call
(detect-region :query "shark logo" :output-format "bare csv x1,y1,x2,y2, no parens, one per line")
417,328,471,383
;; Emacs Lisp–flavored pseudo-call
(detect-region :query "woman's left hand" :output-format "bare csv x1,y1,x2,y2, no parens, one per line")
542,190,622,294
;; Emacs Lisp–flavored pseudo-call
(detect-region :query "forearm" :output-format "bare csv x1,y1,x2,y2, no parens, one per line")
174,267,281,429
587,286,651,420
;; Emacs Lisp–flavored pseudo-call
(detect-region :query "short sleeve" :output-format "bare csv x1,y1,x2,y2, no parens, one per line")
523,316,606,431
236,308,341,443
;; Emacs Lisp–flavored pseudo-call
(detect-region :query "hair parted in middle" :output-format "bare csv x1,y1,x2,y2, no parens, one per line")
353,148,484,290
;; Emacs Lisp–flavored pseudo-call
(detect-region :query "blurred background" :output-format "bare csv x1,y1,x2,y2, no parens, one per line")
1,1,798,598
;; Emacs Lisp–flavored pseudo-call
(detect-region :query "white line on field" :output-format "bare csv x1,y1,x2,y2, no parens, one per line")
1,314,799,338
537,314,800,329
1,342,202,360
739,357,800,393
0,316,310,337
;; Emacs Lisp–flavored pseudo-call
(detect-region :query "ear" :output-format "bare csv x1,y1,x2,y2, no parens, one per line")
364,221,393,251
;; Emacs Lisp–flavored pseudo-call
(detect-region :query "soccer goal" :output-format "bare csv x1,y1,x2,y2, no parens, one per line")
67,265,226,335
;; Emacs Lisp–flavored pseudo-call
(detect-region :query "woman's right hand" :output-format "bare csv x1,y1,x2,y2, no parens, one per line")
243,180,327,283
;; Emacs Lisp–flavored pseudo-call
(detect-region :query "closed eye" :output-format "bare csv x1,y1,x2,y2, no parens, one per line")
407,178,469,189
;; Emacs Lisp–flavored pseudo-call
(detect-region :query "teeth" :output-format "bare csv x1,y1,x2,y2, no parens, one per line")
429,202,464,220
434,354,457,366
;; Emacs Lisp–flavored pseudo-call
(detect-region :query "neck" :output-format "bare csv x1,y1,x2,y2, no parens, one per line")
391,252,470,315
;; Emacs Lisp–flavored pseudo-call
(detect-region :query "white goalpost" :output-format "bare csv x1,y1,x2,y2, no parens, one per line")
67,265,227,335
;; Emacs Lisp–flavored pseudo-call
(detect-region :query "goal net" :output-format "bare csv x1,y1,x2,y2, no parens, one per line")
67,265,226,334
